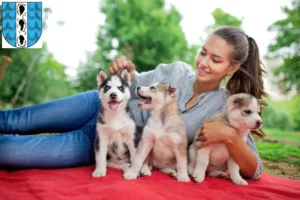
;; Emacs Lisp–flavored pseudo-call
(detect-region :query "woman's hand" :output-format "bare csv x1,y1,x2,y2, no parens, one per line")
108,56,136,81
196,118,239,148
197,119,259,179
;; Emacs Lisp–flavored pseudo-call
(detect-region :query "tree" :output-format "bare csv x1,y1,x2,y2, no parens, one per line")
206,8,243,33
267,0,300,93
0,7,74,108
0,45,75,107
99,0,188,71
76,0,190,91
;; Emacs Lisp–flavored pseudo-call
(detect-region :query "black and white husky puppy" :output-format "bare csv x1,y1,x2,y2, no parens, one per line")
92,69,137,177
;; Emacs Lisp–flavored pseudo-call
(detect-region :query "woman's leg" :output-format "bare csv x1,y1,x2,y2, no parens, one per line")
0,114,97,169
0,90,99,135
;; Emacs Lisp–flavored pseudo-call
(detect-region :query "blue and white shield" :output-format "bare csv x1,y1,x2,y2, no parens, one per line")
2,2,42,48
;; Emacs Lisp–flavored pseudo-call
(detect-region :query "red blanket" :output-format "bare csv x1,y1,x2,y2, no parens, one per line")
0,166,299,200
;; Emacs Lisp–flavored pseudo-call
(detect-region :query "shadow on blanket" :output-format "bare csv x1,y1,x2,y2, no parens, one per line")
0,166,299,200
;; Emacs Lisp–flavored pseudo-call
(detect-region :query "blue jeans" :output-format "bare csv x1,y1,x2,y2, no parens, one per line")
0,90,100,169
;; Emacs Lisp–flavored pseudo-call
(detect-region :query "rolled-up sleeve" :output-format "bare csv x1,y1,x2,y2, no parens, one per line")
130,62,182,99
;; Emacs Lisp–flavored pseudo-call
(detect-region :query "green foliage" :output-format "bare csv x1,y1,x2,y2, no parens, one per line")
262,96,300,131
76,0,191,91
206,8,243,33
0,45,75,107
28,58,77,103
0,7,74,108
100,0,188,70
75,52,102,92
262,99,295,130
267,0,300,93
286,95,300,130
184,44,199,69
256,141,300,167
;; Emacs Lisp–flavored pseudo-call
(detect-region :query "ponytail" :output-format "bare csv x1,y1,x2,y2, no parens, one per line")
226,37,268,137
213,26,268,137
226,37,268,99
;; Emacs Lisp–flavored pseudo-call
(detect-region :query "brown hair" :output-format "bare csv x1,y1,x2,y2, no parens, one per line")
213,26,268,137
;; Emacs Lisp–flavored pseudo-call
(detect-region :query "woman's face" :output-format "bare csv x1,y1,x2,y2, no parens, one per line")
195,34,239,85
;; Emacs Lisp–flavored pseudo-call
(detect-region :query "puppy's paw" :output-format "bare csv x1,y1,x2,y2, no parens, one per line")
207,171,229,179
123,170,138,179
121,163,131,173
231,177,248,185
187,164,194,175
192,172,205,183
218,173,229,180
92,168,106,177
177,173,190,182
168,170,177,179
141,165,152,176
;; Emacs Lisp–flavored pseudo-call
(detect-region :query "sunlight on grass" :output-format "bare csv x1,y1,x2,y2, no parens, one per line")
263,128,300,143
256,141,300,167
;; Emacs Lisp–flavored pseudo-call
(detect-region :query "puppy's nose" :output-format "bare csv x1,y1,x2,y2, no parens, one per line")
256,120,262,127
110,93,117,100
137,87,141,91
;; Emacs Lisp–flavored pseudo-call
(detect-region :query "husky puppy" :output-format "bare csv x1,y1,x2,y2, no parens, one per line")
188,93,268,185
123,83,190,182
92,69,137,177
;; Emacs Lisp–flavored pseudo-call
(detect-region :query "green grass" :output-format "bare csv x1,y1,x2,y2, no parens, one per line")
256,141,300,167
262,128,300,144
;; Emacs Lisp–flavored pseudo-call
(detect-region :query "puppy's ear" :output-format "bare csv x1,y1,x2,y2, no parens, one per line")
231,93,245,105
168,84,177,96
258,99,268,108
121,69,131,86
97,69,107,87
233,95,244,104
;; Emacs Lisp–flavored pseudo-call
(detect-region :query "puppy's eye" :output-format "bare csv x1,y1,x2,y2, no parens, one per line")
118,86,124,92
244,110,252,115
150,86,156,91
104,86,111,92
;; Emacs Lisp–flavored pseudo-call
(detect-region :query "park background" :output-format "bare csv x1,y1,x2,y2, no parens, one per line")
0,0,299,179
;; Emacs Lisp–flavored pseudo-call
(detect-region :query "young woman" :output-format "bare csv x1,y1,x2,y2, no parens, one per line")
0,26,267,180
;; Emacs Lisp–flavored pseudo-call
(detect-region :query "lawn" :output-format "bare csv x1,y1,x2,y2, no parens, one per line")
262,128,300,144
256,128,300,170
255,128,300,179
256,141,300,167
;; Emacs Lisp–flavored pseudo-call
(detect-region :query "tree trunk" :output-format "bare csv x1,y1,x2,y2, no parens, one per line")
0,56,12,86
10,56,37,107
23,72,34,106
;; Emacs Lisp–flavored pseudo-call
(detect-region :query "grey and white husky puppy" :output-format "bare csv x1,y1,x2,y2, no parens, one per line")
123,83,190,182
188,93,267,185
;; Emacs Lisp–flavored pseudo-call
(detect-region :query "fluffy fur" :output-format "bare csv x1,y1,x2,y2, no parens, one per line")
92,69,137,177
188,93,268,185
123,83,190,182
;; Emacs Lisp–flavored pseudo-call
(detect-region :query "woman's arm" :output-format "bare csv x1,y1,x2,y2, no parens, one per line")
108,56,183,99
223,129,260,179
198,119,262,179
107,56,156,98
